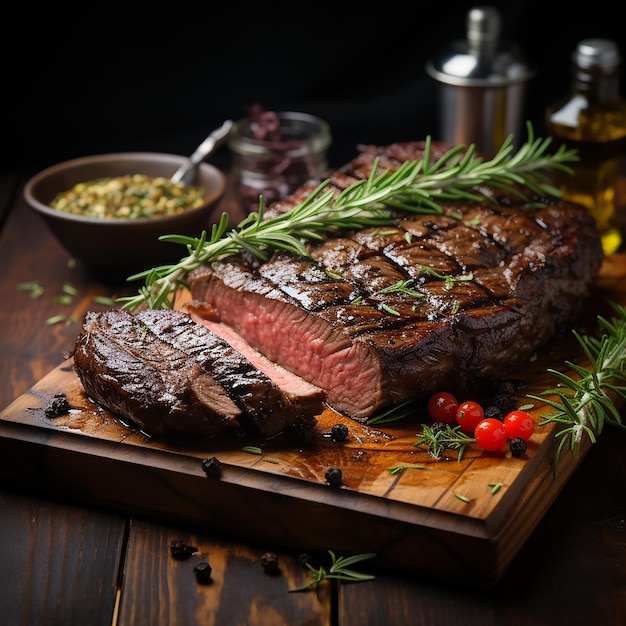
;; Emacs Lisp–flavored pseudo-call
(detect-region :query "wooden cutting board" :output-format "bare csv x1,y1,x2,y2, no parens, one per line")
2,255,625,589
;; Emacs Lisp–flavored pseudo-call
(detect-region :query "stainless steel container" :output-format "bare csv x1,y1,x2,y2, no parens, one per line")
426,6,534,156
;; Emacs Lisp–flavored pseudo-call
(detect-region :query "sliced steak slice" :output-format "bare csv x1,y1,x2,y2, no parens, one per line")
188,142,604,422
74,309,241,437
136,308,323,436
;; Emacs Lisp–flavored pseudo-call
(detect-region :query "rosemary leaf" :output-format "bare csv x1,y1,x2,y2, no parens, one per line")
241,446,263,455
529,300,626,471
489,482,504,495
387,463,427,475
290,550,376,592
117,123,577,312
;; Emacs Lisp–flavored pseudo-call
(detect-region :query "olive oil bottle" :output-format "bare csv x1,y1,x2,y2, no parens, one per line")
545,38,626,254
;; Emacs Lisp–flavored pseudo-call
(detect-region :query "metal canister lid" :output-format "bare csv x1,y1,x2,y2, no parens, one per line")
574,38,621,71
426,6,534,87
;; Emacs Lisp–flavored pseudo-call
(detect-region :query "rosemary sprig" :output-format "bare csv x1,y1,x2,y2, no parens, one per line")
371,302,626,468
528,300,626,470
289,550,376,592
118,124,577,311
415,423,475,461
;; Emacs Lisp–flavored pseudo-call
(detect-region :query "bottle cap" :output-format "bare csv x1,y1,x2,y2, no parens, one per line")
426,6,534,87
575,39,621,71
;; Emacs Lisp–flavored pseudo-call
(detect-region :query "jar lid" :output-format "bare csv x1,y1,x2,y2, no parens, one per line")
426,6,534,87
574,38,621,71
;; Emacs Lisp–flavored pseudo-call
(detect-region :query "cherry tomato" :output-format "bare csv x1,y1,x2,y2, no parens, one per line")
474,418,508,451
456,400,484,433
503,410,535,441
427,391,459,423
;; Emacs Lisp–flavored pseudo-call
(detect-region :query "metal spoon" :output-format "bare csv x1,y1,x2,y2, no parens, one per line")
171,119,234,184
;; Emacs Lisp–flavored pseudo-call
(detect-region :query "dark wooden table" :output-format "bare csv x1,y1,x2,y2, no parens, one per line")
1,169,625,626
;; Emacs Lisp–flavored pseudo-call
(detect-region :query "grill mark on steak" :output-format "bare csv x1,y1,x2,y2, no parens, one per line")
136,308,322,436
188,141,604,421
73,310,241,437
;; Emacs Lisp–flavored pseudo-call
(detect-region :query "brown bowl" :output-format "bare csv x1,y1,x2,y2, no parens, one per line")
24,152,226,279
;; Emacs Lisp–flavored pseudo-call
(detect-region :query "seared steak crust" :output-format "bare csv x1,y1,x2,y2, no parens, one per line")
74,309,241,437
189,141,604,421
136,309,322,436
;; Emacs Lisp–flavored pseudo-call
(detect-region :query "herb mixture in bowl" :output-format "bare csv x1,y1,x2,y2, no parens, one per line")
23,152,226,278
50,174,205,219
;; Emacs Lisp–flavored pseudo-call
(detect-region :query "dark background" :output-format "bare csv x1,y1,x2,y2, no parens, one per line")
4,0,626,174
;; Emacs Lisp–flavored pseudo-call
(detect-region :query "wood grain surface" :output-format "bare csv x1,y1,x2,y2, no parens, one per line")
1,172,626,625
2,252,623,588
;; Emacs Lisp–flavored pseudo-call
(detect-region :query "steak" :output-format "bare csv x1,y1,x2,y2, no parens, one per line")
74,308,324,438
74,309,241,437
135,308,323,435
188,141,605,422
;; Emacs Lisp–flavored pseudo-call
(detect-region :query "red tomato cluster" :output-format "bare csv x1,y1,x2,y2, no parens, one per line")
426,392,535,452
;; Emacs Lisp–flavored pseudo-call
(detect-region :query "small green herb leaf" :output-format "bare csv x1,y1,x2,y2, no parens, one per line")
290,550,376,592
387,463,427,475
46,315,67,326
18,281,44,298
241,446,263,455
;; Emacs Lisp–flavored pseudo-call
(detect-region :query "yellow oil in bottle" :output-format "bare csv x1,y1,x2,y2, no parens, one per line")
545,39,626,254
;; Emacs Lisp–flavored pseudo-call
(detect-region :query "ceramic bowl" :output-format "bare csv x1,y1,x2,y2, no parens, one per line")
24,152,226,279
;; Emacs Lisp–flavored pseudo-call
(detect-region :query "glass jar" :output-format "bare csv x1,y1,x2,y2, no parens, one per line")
228,111,332,213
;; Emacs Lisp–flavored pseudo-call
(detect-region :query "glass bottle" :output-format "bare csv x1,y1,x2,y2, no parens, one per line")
545,38,626,254
228,111,332,213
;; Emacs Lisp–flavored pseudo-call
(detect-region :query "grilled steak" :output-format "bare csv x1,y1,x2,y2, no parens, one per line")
136,308,323,435
188,141,605,422
74,309,242,437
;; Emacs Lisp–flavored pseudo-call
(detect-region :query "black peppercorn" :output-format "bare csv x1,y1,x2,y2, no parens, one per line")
44,393,71,418
492,394,518,416
193,561,213,584
169,539,197,560
260,552,279,574
484,405,503,421
330,423,349,442
201,456,222,478
509,437,527,457
325,467,343,487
